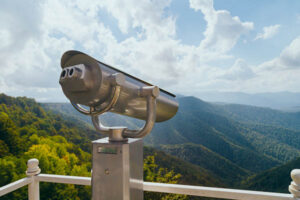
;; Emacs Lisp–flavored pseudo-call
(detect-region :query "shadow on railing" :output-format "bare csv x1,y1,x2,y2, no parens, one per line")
0,158,300,200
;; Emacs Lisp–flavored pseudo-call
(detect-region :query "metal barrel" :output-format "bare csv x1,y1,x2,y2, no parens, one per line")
59,50,178,122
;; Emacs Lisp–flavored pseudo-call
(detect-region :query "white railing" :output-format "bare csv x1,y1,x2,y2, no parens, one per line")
0,158,300,200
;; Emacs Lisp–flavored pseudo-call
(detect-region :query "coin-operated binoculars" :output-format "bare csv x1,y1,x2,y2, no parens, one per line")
59,50,178,200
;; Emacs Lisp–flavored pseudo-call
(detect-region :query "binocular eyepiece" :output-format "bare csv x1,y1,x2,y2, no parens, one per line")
59,50,178,140
60,65,83,79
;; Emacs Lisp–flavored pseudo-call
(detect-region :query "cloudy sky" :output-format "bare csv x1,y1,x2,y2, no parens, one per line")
1,0,300,102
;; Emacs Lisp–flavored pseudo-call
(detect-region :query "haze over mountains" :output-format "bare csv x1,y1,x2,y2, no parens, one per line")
196,91,300,111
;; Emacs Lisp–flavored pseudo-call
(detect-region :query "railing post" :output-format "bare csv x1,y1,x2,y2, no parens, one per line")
26,158,41,200
289,169,300,198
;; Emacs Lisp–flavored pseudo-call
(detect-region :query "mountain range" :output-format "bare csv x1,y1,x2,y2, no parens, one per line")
0,93,225,200
43,95,300,188
196,91,300,111
1,91,299,199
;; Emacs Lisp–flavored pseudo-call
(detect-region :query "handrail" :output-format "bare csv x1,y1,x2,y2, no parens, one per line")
35,174,91,186
143,182,294,200
0,174,297,200
0,177,32,197
0,159,300,200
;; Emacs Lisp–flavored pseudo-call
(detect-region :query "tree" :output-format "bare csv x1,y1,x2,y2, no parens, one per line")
144,154,188,200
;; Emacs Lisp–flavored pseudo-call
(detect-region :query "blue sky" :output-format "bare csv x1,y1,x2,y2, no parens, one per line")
172,0,300,64
0,0,300,102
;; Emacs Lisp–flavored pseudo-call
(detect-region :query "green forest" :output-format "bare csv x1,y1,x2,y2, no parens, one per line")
1,93,300,199
0,94,188,199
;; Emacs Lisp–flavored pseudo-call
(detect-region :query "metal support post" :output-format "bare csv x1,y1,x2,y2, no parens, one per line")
92,137,143,200
26,158,41,200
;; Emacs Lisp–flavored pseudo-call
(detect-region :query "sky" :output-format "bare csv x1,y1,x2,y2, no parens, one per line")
0,0,300,102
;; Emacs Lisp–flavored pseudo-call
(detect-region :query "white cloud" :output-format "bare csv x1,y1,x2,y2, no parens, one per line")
0,29,11,49
0,0,43,75
1,0,299,102
189,0,254,53
0,0,113,98
97,0,175,38
280,37,300,68
258,36,300,70
230,37,300,93
254,24,281,40
220,59,255,80
176,34,300,94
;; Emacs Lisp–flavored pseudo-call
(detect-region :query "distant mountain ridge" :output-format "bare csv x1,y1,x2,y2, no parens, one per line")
217,103,300,130
197,91,300,111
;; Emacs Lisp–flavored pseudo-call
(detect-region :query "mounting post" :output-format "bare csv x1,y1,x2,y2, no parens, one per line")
91,138,143,200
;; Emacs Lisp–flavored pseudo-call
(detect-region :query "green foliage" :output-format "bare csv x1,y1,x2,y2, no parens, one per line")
0,136,91,199
3,92,300,199
242,157,300,193
236,125,300,162
160,143,250,186
0,140,9,157
0,94,93,199
0,94,198,200
144,154,188,200
144,147,223,187
219,103,300,130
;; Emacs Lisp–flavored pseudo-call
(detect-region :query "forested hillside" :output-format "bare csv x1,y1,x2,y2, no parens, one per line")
218,103,300,130
1,93,298,198
0,94,224,200
242,157,300,193
160,143,250,186
0,94,93,199
44,96,300,186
